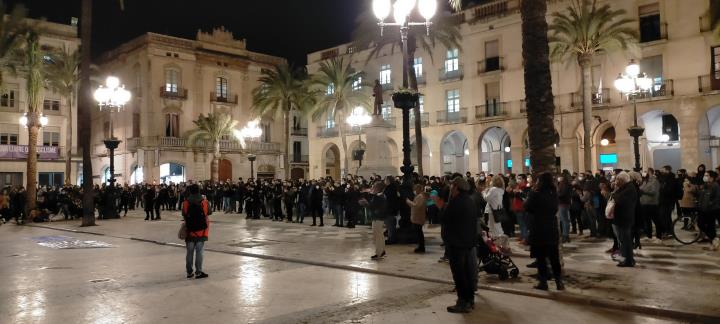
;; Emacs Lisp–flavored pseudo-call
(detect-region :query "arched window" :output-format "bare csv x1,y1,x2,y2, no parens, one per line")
101,167,111,184
165,68,180,93
130,165,144,185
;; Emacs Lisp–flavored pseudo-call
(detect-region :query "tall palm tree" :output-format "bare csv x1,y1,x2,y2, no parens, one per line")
15,30,49,215
78,0,123,226
521,0,557,174
307,57,369,175
549,0,637,171
251,64,310,179
0,2,28,87
46,46,80,186
352,3,463,177
185,113,239,182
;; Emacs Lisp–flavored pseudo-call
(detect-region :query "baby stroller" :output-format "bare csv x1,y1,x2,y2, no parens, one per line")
477,230,519,280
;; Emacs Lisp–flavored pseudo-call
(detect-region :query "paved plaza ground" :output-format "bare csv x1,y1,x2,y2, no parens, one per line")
1,209,719,323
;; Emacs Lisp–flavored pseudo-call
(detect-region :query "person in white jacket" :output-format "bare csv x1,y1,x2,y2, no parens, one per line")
483,176,506,238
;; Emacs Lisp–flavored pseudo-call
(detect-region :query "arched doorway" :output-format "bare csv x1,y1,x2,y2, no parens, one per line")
323,144,341,180
699,107,720,168
291,167,305,180
348,139,366,175
160,162,185,184
642,110,681,170
101,166,111,184
596,125,618,171
219,159,232,182
129,165,144,185
410,136,431,173
441,131,469,174
478,127,511,174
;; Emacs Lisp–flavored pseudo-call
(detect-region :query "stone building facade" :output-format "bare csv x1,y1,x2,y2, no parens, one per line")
306,0,720,179
92,28,287,184
0,20,80,187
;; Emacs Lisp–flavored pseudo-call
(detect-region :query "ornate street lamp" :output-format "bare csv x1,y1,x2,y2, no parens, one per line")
235,119,263,179
93,76,131,218
614,60,652,171
372,0,436,187
346,106,372,175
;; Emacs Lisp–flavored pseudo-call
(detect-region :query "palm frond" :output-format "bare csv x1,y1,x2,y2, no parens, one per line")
548,0,637,63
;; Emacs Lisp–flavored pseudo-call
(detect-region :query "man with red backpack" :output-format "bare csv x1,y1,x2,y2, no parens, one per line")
182,184,210,279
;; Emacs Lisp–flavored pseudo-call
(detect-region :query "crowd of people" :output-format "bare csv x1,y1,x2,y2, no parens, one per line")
1,163,719,313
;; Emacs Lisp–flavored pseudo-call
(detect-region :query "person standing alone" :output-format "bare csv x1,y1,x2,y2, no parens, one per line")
182,184,210,279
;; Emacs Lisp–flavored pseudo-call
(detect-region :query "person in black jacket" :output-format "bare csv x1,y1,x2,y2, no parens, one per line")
612,172,639,267
143,185,155,220
524,172,564,291
310,181,324,226
658,166,679,239
441,177,478,314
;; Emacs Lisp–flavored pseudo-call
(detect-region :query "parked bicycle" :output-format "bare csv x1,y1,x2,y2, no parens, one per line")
672,210,702,244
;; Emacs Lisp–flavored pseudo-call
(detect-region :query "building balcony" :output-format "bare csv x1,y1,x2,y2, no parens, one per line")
475,102,507,120
409,112,430,128
210,92,238,105
245,141,281,153
640,22,668,44
439,65,464,82
290,154,309,164
381,82,394,92
160,88,186,100
415,74,426,86
570,88,612,109
317,126,339,138
477,57,504,74
126,137,140,152
472,0,514,23
624,79,674,100
160,87,188,100
290,127,308,136
698,75,720,93
436,108,468,124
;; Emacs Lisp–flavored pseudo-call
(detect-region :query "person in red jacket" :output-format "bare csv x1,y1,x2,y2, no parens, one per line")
182,184,210,279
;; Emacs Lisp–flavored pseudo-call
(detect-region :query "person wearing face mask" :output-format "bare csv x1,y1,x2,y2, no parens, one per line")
698,171,720,250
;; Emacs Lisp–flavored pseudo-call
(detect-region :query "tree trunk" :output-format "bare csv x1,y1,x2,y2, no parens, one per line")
25,117,39,218
339,110,348,179
64,96,73,186
407,33,424,177
80,0,95,226
521,0,557,175
284,106,290,180
211,141,220,182
579,55,593,172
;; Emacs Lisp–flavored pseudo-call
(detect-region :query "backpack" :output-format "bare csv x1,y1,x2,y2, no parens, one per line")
186,201,207,232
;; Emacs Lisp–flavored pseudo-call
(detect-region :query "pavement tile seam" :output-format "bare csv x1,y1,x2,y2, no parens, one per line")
24,223,720,323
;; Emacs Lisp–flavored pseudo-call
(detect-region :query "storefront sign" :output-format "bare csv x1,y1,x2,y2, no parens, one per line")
0,145,60,160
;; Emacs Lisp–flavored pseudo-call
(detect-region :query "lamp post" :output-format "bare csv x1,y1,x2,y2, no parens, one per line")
93,76,131,219
235,119,263,179
346,106,372,175
614,60,652,171
372,0,436,186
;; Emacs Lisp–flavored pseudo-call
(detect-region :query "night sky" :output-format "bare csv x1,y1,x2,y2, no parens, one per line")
6,0,370,66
